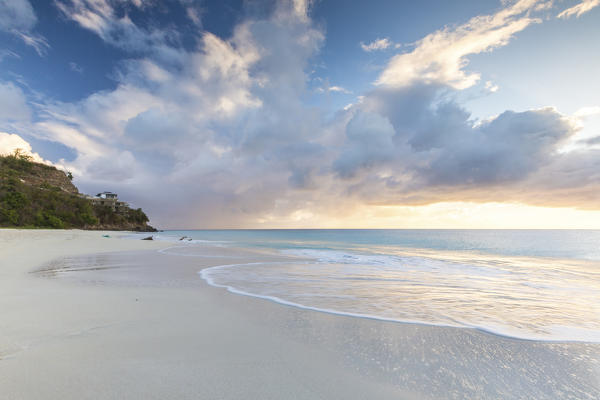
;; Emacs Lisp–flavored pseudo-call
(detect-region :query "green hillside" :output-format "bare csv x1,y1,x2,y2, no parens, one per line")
0,151,155,231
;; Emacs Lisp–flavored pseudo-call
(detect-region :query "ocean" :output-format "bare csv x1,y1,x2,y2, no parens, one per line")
155,229,600,343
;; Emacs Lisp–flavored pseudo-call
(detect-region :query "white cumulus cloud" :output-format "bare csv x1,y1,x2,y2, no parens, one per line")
0,132,49,164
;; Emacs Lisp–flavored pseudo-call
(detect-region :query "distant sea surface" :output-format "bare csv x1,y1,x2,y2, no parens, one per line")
156,229,600,342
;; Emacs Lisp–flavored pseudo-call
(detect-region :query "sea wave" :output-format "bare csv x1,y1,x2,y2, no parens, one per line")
199,247,600,343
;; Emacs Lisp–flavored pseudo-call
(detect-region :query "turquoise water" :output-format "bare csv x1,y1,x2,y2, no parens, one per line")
161,229,600,260
157,230,600,342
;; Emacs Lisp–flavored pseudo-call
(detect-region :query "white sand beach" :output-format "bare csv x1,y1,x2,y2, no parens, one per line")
1,229,599,399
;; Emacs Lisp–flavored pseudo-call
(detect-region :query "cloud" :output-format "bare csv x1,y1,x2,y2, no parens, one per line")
557,0,600,18
376,0,542,89
484,80,499,92
291,0,311,22
12,31,49,56
0,0,36,32
339,83,580,204
0,0,49,55
329,86,351,93
185,7,202,26
69,61,83,73
55,0,181,60
0,82,31,122
574,106,600,118
22,0,326,227
333,111,396,178
4,0,600,228
0,49,20,61
360,37,398,52
424,107,574,186
318,85,351,94
0,132,50,164
581,136,600,146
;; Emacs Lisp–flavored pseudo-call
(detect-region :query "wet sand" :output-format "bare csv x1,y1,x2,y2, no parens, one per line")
1,229,599,399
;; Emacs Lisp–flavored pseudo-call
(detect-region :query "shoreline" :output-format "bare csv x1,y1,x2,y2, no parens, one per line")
201,262,600,345
1,229,599,399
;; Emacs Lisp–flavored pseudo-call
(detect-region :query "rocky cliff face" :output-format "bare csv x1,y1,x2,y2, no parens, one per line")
19,162,79,195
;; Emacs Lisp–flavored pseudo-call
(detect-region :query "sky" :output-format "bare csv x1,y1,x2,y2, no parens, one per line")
1,0,600,229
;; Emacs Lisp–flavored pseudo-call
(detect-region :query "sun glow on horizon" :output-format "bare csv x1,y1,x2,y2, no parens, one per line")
245,202,600,230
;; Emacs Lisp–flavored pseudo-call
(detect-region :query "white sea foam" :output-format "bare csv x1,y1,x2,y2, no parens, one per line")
198,247,600,343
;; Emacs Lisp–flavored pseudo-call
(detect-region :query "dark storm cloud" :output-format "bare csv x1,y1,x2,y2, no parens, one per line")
333,110,396,179
338,85,578,190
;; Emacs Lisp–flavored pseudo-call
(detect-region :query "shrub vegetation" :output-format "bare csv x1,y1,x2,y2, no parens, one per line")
0,150,152,230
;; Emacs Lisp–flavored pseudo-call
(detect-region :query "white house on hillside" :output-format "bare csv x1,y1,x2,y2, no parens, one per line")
84,191,129,212
97,191,118,199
